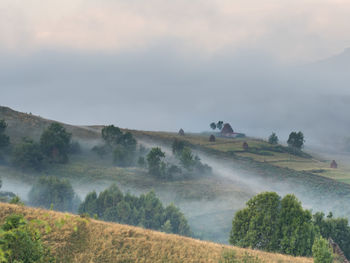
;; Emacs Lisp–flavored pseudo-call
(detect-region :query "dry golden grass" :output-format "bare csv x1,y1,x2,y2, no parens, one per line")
0,203,313,263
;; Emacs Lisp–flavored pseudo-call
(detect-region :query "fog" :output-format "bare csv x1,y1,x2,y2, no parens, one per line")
1,46,350,153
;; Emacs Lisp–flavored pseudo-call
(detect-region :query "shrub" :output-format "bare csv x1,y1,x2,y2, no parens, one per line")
0,214,54,263
312,237,333,263
12,137,45,171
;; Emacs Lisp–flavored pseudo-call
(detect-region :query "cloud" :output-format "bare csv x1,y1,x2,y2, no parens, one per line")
1,0,350,60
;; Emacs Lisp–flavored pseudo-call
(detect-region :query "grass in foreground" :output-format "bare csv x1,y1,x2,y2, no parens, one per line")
0,203,313,263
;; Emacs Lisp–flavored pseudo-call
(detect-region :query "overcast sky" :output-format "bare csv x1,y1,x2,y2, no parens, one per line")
1,0,350,142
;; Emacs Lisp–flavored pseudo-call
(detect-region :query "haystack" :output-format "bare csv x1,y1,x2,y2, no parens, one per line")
221,123,234,134
209,135,216,142
178,129,185,136
330,160,338,169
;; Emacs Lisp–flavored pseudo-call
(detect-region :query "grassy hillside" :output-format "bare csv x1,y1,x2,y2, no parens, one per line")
0,203,313,263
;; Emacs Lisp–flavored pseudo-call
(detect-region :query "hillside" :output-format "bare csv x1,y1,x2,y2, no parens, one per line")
2,106,350,244
0,203,313,263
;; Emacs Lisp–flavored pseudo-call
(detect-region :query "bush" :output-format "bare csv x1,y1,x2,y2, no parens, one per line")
0,214,54,263
28,176,80,212
312,237,333,263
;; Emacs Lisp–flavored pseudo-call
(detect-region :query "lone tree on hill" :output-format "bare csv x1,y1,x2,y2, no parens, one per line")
102,125,122,146
268,132,279,145
287,131,304,150
210,122,216,130
40,123,71,163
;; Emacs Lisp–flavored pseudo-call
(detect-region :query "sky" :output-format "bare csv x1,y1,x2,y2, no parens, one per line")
1,0,350,143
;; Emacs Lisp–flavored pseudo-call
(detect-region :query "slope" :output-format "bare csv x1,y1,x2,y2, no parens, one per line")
0,203,313,263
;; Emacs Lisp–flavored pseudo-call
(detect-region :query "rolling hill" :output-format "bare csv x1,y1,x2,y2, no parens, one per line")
1,105,350,245
0,202,313,263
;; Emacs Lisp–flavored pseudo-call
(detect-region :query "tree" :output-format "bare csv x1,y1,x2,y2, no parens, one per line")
313,212,350,259
210,122,217,130
12,137,45,171
113,145,134,167
179,147,195,170
229,192,316,256
287,131,304,149
28,176,79,212
312,237,333,263
101,125,122,146
217,121,224,130
172,139,185,155
147,147,165,177
40,123,71,163
268,132,278,145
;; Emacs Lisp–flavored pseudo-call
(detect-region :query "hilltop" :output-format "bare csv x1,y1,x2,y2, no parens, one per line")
0,202,313,263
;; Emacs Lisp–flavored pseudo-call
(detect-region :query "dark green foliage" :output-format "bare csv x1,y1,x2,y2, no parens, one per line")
217,121,224,130
0,214,54,263
79,184,192,236
313,212,350,259
268,132,278,145
68,141,81,154
12,138,45,171
137,156,146,167
230,192,316,257
172,139,185,155
95,125,137,166
210,122,216,130
312,237,333,263
28,176,79,212
40,123,72,163
147,147,166,177
101,125,122,146
287,131,304,150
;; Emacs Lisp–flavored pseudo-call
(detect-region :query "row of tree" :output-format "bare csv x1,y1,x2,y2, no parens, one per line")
268,131,305,149
230,192,350,260
78,184,192,236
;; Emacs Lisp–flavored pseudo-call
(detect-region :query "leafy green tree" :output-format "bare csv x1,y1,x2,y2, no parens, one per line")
28,176,79,212
279,194,315,256
287,131,304,149
172,139,185,155
113,145,134,166
210,122,217,130
12,137,45,171
147,147,165,177
217,121,224,130
101,125,122,146
0,214,54,263
230,192,316,256
312,237,333,263
268,132,278,145
40,123,71,163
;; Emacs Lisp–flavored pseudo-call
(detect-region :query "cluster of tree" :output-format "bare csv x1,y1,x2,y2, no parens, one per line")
78,184,192,236
230,192,349,260
0,120,10,162
267,131,305,150
11,122,74,171
28,176,80,212
92,125,137,167
143,140,211,179
0,214,54,263
210,121,224,131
